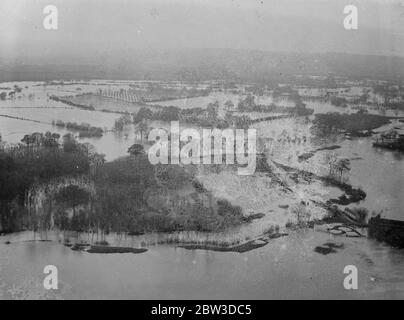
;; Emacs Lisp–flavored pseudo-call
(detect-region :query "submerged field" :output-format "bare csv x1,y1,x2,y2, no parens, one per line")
0,80,404,300
1,80,403,245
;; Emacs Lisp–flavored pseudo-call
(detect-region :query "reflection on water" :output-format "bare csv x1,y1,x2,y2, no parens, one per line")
0,230,403,300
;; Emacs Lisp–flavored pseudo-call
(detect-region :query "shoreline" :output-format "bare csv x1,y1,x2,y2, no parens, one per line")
0,225,288,253
178,232,288,253
0,206,366,254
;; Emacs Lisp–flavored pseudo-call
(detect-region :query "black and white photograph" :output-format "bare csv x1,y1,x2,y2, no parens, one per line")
0,0,404,303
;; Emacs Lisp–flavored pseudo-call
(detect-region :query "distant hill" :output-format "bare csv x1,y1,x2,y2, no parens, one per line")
1,48,403,82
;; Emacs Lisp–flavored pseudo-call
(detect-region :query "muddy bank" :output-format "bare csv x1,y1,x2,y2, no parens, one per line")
67,243,148,254
3,229,289,254
179,233,288,253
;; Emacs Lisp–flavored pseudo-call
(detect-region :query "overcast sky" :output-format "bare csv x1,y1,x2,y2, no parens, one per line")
1,0,404,63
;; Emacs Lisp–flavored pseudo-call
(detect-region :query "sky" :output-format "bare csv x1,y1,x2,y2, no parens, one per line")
1,0,404,64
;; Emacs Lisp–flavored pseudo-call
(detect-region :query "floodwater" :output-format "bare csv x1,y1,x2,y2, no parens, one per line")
338,134,404,221
0,229,403,299
294,119,404,222
0,81,403,299
0,82,137,160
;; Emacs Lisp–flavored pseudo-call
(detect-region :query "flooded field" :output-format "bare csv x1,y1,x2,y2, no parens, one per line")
1,81,403,218
2,0,404,302
0,80,403,300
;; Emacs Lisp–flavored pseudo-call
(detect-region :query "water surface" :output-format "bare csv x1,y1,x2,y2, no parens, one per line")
0,230,403,299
